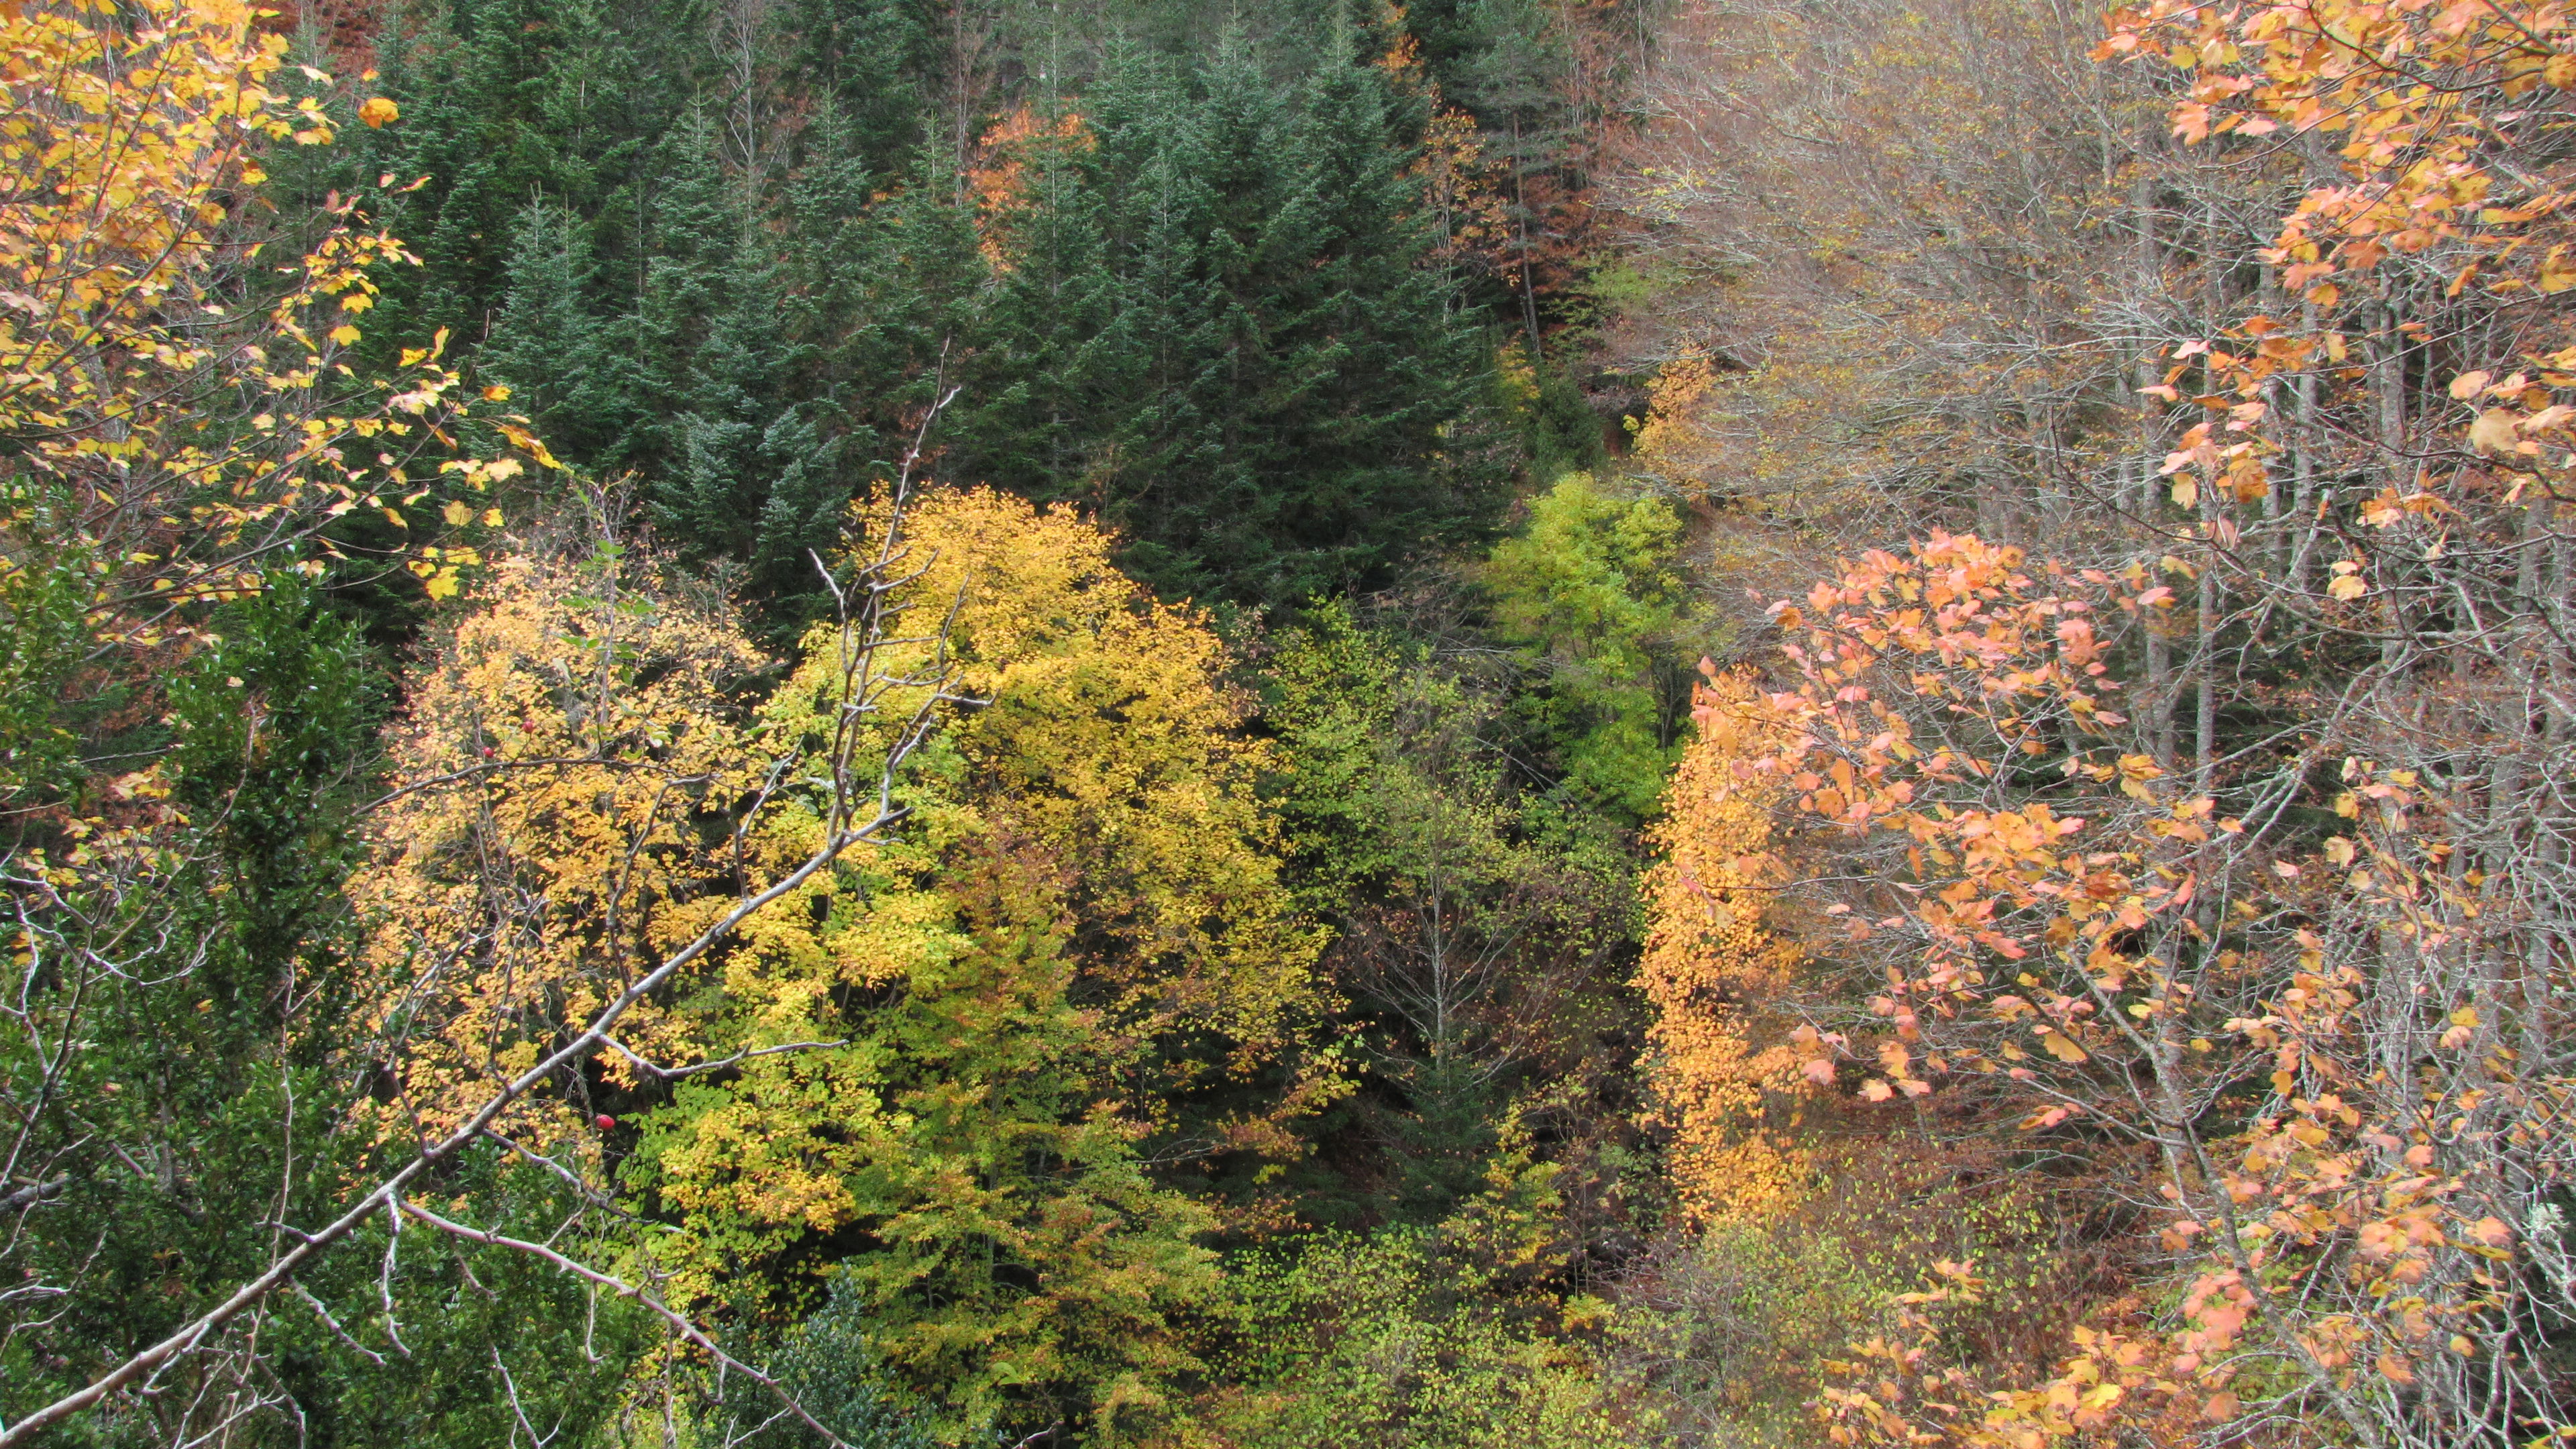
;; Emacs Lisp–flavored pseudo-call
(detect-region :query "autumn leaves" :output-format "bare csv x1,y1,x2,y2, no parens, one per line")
349,488,1329,1428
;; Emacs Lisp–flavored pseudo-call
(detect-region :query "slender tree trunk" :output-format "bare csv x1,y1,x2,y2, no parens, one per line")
2374,300,2410,672
2288,298,2320,593
1511,117,1544,359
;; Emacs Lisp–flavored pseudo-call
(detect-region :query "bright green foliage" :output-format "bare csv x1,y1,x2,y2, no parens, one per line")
1483,474,1714,821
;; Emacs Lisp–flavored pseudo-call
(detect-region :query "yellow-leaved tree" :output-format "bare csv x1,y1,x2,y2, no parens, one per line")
1640,667,1811,1225
355,485,1335,1442
352,510,771,1159
0,1,657,1440
640,486,1336,1439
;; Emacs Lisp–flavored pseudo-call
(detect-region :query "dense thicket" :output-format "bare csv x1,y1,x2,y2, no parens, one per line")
311,0,1570,614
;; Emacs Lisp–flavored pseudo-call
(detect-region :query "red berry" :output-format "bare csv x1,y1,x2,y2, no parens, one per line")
594,1114,616,1131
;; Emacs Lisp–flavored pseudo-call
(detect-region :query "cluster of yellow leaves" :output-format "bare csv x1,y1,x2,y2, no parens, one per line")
1623,345,1716,488
1,0,317,402
351,541,769,1158
1640,667,1811,1223
826,485,1328,1083
0,0,544,1009
0,0,531,633
653,486,1332,1289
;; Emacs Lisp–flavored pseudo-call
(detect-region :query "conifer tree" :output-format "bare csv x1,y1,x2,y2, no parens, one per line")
782,0,934,171
784,127,988,549
353,0,668,368
959,37,1496,608
662,229,806,560
1240,40,1490,599
957,99,1129,509
486,200,637,465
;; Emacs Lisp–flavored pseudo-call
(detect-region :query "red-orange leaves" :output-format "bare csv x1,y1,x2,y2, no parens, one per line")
2102,0,2576,305
1752,537,2166,1010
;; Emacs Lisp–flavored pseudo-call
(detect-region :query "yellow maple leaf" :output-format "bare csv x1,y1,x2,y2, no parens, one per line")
2469,409,2520,452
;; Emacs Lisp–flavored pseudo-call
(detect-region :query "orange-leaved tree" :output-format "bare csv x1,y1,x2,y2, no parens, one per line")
2100,0,2576,306
1640,666,1811,1224
1711,533,2561,1447
1620,0,2575,1436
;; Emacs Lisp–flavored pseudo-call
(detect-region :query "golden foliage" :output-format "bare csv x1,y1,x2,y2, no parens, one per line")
352,534,768,1157
0,0,525,627
2,0,317,408
648,486,1325,1422
827,484,1329,1083
1623,345,1715,486
1641,667,1809,1223
357,484,1330,1269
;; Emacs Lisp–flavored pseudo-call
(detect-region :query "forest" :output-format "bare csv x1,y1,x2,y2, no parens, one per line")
2,0,2572,1444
